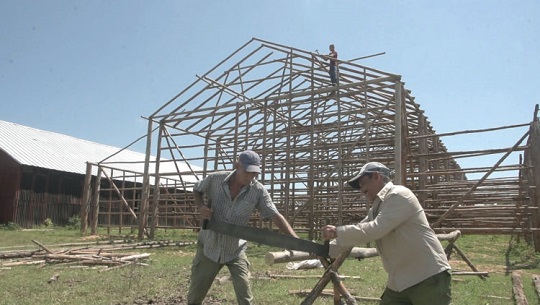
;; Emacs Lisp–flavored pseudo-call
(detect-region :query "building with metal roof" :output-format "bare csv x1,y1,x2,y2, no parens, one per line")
0,120,199,227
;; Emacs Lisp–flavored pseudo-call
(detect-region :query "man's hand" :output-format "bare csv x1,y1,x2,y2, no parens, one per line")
198,205,212,220
321,225,337,241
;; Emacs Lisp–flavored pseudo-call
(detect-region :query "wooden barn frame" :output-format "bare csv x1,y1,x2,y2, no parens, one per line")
83,38,540,250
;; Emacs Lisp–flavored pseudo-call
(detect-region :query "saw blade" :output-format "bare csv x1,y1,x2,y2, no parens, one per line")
206,220,329,257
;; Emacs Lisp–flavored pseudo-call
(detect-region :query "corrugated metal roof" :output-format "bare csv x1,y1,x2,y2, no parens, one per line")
0,120,201,184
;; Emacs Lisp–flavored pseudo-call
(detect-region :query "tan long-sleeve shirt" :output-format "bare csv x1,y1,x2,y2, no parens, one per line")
331,182,451,291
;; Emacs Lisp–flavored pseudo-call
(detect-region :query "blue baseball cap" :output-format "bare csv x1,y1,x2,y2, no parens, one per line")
239,150,262,173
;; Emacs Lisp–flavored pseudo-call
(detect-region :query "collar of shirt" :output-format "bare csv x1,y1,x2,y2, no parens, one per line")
376,181,394,201
371,182,394,218
223,170,256,187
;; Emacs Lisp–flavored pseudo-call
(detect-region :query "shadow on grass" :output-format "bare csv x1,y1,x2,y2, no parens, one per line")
505,235,540,275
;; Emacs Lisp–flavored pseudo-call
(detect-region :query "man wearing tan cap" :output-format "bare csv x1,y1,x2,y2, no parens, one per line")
322,162,452,305
187,150,297,305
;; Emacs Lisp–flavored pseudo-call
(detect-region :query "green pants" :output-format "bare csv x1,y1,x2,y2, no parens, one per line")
187,242,252,305
380,270,452,305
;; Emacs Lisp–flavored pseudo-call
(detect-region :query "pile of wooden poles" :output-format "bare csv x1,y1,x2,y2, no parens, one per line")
0,239,194,272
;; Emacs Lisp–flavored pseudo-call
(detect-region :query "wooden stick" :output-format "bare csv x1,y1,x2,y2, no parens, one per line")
290,289,380,302
0,260,46,267
452,271,489,276
0,250,40,259
320,257,357,305
301,247,356,305
486,295,512,300
118,253,151,261
452,244,486,279
98,262,133,273
31,240,53,254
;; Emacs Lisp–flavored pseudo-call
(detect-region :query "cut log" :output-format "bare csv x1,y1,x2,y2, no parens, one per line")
0,250,40,259
532,274,540,300
266,231,460,265
0,260,46,267
118,253,151,261
80,259,122,266
45,253,92,261
436,230,461,241
98,262,132,273
265,247,378,265
511,271,528,305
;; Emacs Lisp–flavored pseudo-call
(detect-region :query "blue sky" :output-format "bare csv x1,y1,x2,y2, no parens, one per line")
1,0,539,162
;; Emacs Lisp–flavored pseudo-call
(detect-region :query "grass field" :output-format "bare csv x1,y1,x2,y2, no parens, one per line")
1,224,539,305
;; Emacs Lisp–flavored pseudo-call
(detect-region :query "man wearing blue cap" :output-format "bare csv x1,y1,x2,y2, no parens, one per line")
321,162,452,305
187,150,298,305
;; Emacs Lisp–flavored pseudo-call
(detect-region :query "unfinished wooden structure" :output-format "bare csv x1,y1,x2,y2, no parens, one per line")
85,38,540,249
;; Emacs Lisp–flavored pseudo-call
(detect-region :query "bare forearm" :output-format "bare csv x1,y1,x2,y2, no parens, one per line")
272,214,298,238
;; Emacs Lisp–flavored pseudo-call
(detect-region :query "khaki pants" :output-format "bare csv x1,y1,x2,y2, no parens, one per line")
187,242,252,305
380,270,452,305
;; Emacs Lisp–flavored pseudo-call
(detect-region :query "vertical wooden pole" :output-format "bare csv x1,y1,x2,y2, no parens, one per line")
528,113,540,251
90,167,101,235
394,79,404,184
149,123,164,239
336,89,344,226
418,114,428,206
309,57,316,232
139,119,154,239
80,162,92,235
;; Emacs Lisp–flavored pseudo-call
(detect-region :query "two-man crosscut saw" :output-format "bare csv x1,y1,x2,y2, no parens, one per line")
205,219,330,257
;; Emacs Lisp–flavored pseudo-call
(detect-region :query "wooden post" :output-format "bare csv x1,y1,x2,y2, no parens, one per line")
80,162,92,235
139,119,154,240
149,124,164,239
528,112,540,251
418,114,428,206
394,80,405,185
90,167,101,235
